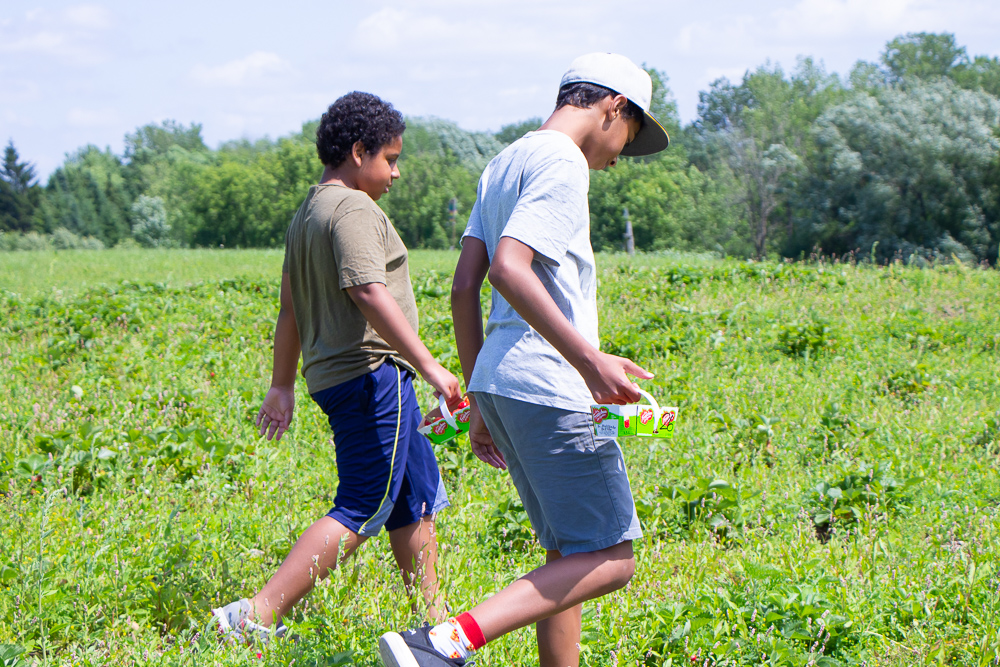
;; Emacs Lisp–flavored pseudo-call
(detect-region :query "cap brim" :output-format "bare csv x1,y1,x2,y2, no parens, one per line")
619,112,669,157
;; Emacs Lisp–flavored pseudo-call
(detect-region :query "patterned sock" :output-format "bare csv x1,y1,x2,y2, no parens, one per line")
427,613,485,660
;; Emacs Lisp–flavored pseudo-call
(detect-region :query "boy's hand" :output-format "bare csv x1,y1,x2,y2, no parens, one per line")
582,352,654,405
468,399,506,470
422,363,462,409
257,386,295,441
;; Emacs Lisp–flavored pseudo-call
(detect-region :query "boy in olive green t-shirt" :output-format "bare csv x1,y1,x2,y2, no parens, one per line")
212,92,462,642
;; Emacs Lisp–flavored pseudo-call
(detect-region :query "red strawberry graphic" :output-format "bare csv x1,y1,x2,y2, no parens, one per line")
592,407,609,423
640,409,653,425
660,411,676,428
433,421,448,435
456,408,471,424
624,417,630,429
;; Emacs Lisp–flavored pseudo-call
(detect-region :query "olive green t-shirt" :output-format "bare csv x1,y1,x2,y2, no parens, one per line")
282,184,418,393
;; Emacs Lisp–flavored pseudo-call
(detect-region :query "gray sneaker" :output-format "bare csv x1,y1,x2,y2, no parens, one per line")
211,599,287,644
378,625,468,667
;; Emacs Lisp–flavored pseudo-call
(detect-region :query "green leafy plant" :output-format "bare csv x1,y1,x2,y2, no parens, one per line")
668,478,756,540
640,570,858,666
777,318,837,359
0,644,30,667
879,362,936,400
806,402,874,459
810,462,922,541
487,497,534,552
709,410,780,467
970,412,1000,448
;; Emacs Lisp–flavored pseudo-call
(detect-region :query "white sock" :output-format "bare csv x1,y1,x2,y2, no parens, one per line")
428,617,476,661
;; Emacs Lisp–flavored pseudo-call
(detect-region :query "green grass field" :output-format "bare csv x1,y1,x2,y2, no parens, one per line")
0,249,460,297
2,249,999,666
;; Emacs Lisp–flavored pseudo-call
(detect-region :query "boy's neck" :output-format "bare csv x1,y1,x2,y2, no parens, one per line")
319,164,356,189
538,101,612,168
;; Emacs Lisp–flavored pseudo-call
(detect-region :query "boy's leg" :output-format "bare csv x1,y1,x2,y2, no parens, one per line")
238,362,426,629
535,551,582,667
380,394,640,667
388,517,446,623
249,516,366,626
383,370,451,622
467,541,634,643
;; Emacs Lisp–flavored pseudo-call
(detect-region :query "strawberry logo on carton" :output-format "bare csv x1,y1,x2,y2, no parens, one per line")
432,421,449,436
660,410,676,429
639,408,654,425
456,408,471,424
592,407,610,424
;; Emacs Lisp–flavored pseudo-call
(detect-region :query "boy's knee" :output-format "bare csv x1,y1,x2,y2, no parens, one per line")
594,542,635,592
608,554,636,590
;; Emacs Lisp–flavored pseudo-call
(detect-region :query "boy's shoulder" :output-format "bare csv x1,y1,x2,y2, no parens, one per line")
300,184,386,225
496,130,586,168
307,184,378,211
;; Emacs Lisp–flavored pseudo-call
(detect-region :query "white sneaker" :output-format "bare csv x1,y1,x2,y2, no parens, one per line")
211,599,288,644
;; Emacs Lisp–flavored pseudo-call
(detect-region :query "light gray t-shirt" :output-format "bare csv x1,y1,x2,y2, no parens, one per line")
463,130,598,413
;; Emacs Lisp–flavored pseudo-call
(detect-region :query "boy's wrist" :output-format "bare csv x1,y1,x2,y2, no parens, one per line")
410,350,439,376
570,345,601,376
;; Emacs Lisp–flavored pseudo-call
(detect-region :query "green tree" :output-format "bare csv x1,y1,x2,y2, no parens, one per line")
0,141,39,232
403,117,503,171
807,78,1000,261
380,152,478,249
188,159,281,248
953,55,1000,98
124,120,208,164
131,195,170,247
688,60,845,257
589,152,738,254
882,32,968,82
36,146,132,245
495,118,542,145
644,66,682,146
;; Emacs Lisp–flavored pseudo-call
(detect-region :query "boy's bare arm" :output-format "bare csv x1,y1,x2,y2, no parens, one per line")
258,272,301,441
347,282,461,405
451,238,489,388
488,237,652,405
451,238,505,469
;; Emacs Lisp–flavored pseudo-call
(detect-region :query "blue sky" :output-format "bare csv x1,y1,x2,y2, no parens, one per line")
2,0,999,178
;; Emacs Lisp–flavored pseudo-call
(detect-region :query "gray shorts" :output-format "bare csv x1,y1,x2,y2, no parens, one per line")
474,392,642,556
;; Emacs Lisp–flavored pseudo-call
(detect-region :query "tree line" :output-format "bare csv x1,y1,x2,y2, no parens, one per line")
2,32,999,263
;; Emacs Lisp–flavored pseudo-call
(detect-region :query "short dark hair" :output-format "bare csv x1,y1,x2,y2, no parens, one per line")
316,92,406,168
555,82,644,124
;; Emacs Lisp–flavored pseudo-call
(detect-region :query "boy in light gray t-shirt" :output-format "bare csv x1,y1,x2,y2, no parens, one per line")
378,53,670,667
464,129,599,412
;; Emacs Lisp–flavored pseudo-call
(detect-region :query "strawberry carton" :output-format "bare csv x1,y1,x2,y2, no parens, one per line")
592,387,678,439
418,394,472,444
591,404,638,438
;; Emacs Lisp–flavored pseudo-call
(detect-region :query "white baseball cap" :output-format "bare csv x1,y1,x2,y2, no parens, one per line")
560,52,670,156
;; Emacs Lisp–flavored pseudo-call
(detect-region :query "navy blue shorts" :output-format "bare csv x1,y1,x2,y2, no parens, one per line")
311,360,449,537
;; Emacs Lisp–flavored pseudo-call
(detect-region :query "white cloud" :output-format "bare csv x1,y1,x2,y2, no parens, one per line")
190,52,294,87
351,6,618,67
67,107,119,128
703,66,751,85
0,78,41,104
0,5,112,65
64,5,112,30
773,0,921,38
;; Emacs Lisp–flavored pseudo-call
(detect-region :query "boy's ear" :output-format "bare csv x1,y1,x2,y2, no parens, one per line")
608,94,629,119
350,140,366,166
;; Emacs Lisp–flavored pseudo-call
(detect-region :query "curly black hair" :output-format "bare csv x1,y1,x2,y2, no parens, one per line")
555,82,644,124
316,92,406,168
